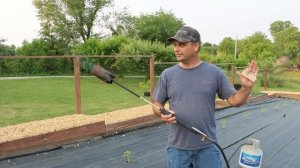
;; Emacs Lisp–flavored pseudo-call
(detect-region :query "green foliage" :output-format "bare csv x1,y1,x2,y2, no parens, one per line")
71,36,174,75
238,32,276,62
236,57,248,67
123,150,132,163
118,39,174,75
72,35,131,55
259,69,285,88
33,0,112,43
220,118,228,129
71,35,132,72
132,9,184,44
200,42,218,60
217,37,235,56
10,39,72,75
0,39,15,56
257,57,275,69
0,40,16,74
72,38,102,55
16,39,53,56
139,80,150,91
1,39,73,75
260,107,267,115
270,21,293,36
270,20,300,58
107,9,136,36
264,76,285,88
243,111,249,120
273,27,300,58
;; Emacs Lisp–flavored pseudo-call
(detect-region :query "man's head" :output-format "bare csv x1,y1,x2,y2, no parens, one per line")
168,26,201,63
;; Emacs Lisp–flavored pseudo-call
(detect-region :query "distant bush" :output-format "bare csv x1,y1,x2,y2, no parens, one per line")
71,36,174,75
117,39,174,76
71,35,132,73
260,75,284,88
71,35,131,55
1,39,73,75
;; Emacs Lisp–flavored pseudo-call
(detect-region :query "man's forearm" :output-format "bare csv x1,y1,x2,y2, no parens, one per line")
227,86,252,106
152,101,164,117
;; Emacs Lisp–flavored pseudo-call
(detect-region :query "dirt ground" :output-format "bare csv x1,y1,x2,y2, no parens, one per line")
262,90,300,95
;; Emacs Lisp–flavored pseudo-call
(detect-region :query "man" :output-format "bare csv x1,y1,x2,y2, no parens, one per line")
152,26,258,168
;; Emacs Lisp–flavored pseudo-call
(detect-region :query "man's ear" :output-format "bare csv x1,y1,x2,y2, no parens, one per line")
193,42,200,52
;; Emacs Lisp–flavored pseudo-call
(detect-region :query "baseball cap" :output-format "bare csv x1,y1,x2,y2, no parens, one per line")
168,26,201,43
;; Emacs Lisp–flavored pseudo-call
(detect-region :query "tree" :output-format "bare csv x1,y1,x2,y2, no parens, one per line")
238,32,276,67
132,9,184,44
117,39,174,75
33,0,112,44
0,39,15,56
217,37,235,56
0,38,16,74
270,21,300,57
269,20,293,37
274,27,300,57
106,8,136,36
201,42,218,56
15,39,73,74
16,39,53,56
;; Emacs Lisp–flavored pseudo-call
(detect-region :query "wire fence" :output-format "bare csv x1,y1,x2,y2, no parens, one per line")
0,56,298,127
0,55,154,127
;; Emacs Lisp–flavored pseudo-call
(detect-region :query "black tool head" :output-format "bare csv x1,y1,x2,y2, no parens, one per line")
91,65,115,84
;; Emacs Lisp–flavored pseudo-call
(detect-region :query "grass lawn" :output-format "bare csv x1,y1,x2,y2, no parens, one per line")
231,71,300,95
265,71,300,92
0,77,148,127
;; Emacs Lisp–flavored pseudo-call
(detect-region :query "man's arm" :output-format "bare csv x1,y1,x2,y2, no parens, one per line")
227,60,258,106
227,86,252,106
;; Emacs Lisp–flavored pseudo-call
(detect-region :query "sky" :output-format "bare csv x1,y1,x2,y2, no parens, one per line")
0,0,299,47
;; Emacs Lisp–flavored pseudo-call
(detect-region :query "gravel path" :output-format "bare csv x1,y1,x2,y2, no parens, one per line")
0,104,156,143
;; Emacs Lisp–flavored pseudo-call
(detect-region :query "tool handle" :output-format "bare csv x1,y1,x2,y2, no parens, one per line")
159,108,172,115
159,108,199,134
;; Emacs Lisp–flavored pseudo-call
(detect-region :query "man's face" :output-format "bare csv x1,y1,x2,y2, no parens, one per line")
172,41,199,62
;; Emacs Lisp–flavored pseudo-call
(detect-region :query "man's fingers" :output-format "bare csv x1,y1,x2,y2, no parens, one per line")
250,60,258,73
161,113,176,124
168,110,175,114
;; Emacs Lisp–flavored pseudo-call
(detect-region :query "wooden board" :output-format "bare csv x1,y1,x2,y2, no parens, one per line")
0,121,105,159
271,93,300,100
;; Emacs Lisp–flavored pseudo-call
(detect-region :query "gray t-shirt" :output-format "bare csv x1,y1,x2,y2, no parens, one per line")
153,61,236,150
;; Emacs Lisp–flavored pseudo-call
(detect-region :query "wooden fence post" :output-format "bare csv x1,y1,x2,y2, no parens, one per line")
149,56,155,101
231,64,236,84
73,57,82,114
264,69,268,91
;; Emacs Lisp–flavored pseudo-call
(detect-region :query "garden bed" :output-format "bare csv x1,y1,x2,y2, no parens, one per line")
1,92,297,160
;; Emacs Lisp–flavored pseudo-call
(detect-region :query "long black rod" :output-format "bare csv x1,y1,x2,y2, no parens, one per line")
112,80,141,98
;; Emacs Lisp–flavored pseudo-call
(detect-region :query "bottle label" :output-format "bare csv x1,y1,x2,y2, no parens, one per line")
240,152,261,167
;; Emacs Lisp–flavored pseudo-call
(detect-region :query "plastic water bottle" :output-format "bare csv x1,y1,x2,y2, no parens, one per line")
239,138,263,168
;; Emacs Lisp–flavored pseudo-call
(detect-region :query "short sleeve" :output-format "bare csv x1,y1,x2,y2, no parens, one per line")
217,70,237,100
152,71,169,104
